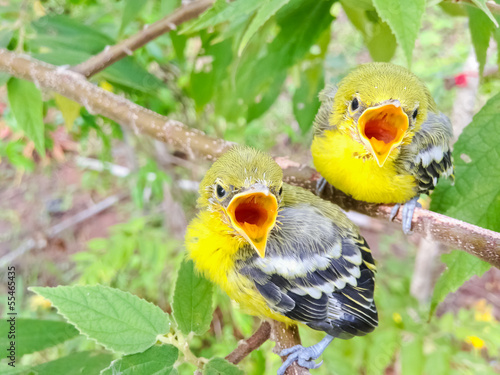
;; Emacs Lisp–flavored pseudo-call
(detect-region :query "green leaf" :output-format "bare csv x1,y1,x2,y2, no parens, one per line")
431,92,500,231
246,72,286,122
29,285,170,355
238,0,290,55
101,345,178,375
54,94,81,131
31,15,113,53
372,0,425,64
423,346,451,375
469,0,499,27
401,336,424,375
4,140,36,171
293,34,328,133
162,0,182,15
365,329,399,375
429,251,490,317
203,358,244,375
29,351,113,375
30,15,162,92
340,0,375,10
0,363,29,375
366,21,396,62
342,3,396,62
121,0,148,33
0,319,79,358
0,29,13,48
183,0,261,33
189,38,233,109
429,93,500,317
6,78,45,154
172,260,214,336
467,6,495,75
236,0,335,110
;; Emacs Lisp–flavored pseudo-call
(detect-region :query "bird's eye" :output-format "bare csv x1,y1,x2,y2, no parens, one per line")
412,108,418,120
350,97,359,112
216,184,226,198
279,186,283,196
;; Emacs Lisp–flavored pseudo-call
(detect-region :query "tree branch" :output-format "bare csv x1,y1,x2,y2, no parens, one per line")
71,0,214,78
225,321,272,364
271,321,310,375
279,162,500,268
449,0,500,15
0,49,499,268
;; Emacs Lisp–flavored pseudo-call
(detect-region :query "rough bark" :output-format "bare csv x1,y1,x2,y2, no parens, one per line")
1,48,499,268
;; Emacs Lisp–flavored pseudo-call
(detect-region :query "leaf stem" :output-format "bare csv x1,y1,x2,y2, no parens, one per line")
158,332,208,369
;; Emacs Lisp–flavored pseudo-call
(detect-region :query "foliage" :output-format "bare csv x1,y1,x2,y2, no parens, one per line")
73,216,181,306
6,233,498,375
1,0,499,374
6,78,45,154
431,92,500,315
173,260,214,336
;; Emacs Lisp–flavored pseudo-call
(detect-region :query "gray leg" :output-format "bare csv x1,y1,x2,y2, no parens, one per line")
315,177,328,196
389,203,401,221
401,196,421,235
277,335,334,375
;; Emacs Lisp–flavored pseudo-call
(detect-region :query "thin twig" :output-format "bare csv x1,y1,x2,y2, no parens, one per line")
450,0,500,15
0,194,125,268
0,49,498,267
225,321,272,364
72,0,214,78
271,321,310,375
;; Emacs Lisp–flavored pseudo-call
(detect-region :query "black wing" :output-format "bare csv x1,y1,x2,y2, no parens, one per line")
407,112,454,195
238,221,378,339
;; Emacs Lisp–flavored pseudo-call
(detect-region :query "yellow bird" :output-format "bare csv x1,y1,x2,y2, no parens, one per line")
186,146,377,375
311,62,454,233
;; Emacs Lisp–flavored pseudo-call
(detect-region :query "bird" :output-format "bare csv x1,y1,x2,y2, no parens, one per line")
185,146,377,375
311,62,454,234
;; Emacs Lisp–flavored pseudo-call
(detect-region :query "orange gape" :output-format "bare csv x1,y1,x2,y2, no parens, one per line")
226,191,278,258
357,103,409,167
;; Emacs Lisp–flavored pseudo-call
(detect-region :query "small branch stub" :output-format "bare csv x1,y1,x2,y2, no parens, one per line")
225,321,272,364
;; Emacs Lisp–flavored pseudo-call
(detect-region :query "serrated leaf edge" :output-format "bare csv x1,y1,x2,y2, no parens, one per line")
28,285,170,355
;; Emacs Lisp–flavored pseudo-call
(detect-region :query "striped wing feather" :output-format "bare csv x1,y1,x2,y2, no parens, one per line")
407,111,454,195
239,215,378,339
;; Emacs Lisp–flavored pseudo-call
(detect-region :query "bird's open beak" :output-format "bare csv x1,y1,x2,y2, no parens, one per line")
357,100,409,167
226,184,278,258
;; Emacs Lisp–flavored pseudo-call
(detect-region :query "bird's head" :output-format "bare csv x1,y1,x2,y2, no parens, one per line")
332,62,436,167
198,146,284,258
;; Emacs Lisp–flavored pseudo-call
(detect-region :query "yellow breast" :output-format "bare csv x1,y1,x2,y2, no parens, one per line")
185,211,295,324
311,130,416,204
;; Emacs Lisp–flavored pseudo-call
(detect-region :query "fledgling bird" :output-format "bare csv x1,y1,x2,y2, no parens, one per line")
311,62,454,234
186,146,377,375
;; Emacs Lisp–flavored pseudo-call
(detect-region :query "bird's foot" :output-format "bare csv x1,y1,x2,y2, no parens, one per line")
277,335,334,375
389,197,421,235
316,177,329,197
389,203,401,222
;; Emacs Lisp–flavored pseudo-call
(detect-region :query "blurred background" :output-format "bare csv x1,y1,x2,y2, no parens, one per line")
1,0,500,374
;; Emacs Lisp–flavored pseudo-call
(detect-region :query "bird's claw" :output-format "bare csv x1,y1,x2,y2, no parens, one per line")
389,197,421,234
389,204,401,221
315,177,328,197
277,345,324,375
401,197,421,235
